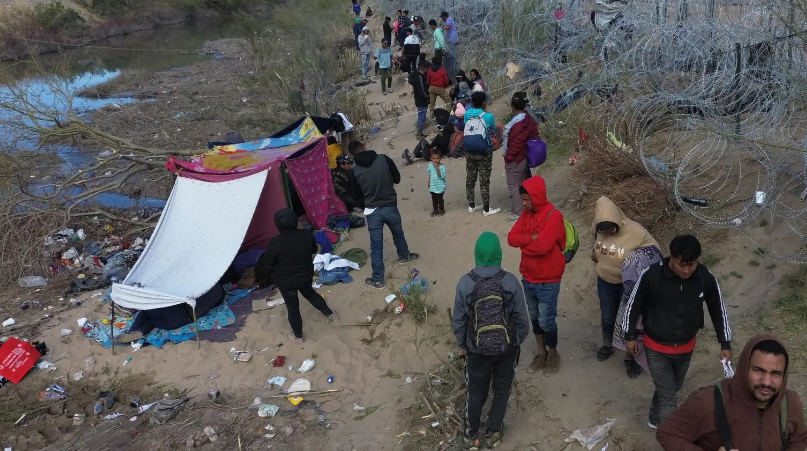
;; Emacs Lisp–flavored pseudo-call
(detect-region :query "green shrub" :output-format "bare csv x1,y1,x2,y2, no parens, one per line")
33,1,85,32
90,0,131,16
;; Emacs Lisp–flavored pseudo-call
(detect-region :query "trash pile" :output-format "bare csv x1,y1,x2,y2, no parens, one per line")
23,226,151,294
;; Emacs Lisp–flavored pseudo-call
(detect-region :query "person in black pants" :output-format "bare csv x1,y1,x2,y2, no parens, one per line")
256,208,338,344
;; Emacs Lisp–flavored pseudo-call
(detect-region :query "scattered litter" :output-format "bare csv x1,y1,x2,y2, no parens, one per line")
77,318,88,327
394,301,405,314
755,191,766,206
365,315,373,323
129,416,138,422
2,318,15,327
257,404,279,418
406,376,414,384
565,419,617,450
91,292,104,298
130,397,141,408
731,218,743,226
287,378,311,394
122,356,132,366
252,297,285,312
84,357,95,372
18,276,47,288
384,294,397,304
267,376,286,387
432,378,442,385
208,389,221,402
60,329,72,337
230,348,253,362
148,396,188,426
72,371,84,381
209,373,218,379
327,375,334,383
253,397,262,405
297,359,315,373
102,413,123,420
94,401,103,414
601,444,609,451
287,396,304,406
431,421,440,428
72,413,85,426
131,342,142,352
270,356,286,367
204,426,218,442
353,403,365,411
36,361,57,372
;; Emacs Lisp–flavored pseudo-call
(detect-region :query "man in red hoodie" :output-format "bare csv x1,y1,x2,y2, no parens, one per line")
426,56,452,117
507,175,567,376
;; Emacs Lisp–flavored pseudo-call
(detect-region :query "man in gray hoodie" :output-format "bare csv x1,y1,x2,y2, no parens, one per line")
358,26,373,80
453,231,529,449
349,141,419,289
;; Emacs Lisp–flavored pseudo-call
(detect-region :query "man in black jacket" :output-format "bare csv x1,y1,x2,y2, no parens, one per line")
409,60,430,137
349,141,419,289
256,209,338,344
624,234,732,429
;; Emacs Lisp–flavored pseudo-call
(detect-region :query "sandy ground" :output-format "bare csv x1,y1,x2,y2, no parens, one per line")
3,17,807,451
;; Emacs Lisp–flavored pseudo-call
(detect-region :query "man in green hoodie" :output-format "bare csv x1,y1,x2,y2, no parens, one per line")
453,232,529,449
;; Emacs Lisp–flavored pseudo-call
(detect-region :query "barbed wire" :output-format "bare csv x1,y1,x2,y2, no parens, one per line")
392,0,807,262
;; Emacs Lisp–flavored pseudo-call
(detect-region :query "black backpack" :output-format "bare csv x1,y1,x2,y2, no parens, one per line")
713,382,788,451
467,270,514,355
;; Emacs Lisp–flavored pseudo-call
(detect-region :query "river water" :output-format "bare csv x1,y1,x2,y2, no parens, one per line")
0,14,255,210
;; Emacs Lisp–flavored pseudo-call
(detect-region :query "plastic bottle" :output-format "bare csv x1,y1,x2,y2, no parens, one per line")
681,196,708,206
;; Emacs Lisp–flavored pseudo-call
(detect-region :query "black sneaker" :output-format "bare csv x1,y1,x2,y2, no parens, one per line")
397,253,420,265
365,278,385,289
402,149,413,165
596,345,613,361
625,359,641,379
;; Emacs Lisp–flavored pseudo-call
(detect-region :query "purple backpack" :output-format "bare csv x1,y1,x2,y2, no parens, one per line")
526,138,547,168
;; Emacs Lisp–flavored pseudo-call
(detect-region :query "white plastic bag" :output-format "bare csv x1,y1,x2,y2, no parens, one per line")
565,419,617,450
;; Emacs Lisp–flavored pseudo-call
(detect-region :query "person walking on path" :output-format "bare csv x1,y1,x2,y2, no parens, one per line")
352,0,360,17
453,231,529,450
348,141,419,289
374,39,393,94
429,19,446,61
358,26,372,80
507,175,567,376
590,196,659,373
408,60,430,138
426,149,446,216
353,17,364,51
464,91,501,217
426,56,451,116
502,92,539,222
403,28,421,74
383,16,393,51
624,234,732,429
257,208,339,344
656,334,807,451
441,11,459,66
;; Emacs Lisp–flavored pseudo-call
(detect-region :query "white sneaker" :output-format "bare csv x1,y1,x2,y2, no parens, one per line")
388,88,393,93
468,205,483,214
483,208,501,217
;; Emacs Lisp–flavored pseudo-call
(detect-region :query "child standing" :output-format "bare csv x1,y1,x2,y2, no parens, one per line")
256,208,339,344
427,149,446,217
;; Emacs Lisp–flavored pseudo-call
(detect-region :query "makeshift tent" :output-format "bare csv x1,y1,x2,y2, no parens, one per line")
111,134,347,311
206,116,336,154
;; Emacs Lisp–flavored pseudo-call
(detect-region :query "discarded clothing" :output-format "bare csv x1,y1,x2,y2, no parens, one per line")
314,230,333,254
65,277,108,296
317,267,353,285
149,396,188,426
313,253,361,272
339,248,368,268
327,214,366,229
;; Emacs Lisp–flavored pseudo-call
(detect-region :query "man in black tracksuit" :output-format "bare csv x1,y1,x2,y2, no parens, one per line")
256,209,337,344
623,234,732,429
409,60,430,137
349,141,419,290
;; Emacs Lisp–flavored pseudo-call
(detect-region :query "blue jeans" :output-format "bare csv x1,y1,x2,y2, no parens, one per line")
416,106,427,134
597,277,623,347
367,206,410,282
360,53,370,78
521,280,561,348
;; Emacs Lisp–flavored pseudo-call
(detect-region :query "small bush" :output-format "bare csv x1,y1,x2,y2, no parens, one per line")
89,0,131,16
32,1,85,33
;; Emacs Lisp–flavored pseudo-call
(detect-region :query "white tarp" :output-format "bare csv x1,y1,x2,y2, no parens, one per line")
111,170,269,310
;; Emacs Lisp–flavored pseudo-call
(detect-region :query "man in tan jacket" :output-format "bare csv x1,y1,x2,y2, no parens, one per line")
657,334,807,451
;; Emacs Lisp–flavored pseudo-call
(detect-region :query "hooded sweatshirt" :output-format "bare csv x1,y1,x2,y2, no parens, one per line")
351,150,401,208
656,334,807,451
453,232,530,353
591,196,658,284
358,27,372,54
427,63,450,88
256,208,317,287
507,176,566,283
408,70,430,107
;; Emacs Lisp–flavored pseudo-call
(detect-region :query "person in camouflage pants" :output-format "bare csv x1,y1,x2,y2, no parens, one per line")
466,152,493,210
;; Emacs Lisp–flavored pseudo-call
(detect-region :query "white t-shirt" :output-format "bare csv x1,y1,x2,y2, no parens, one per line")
404,35,421,45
